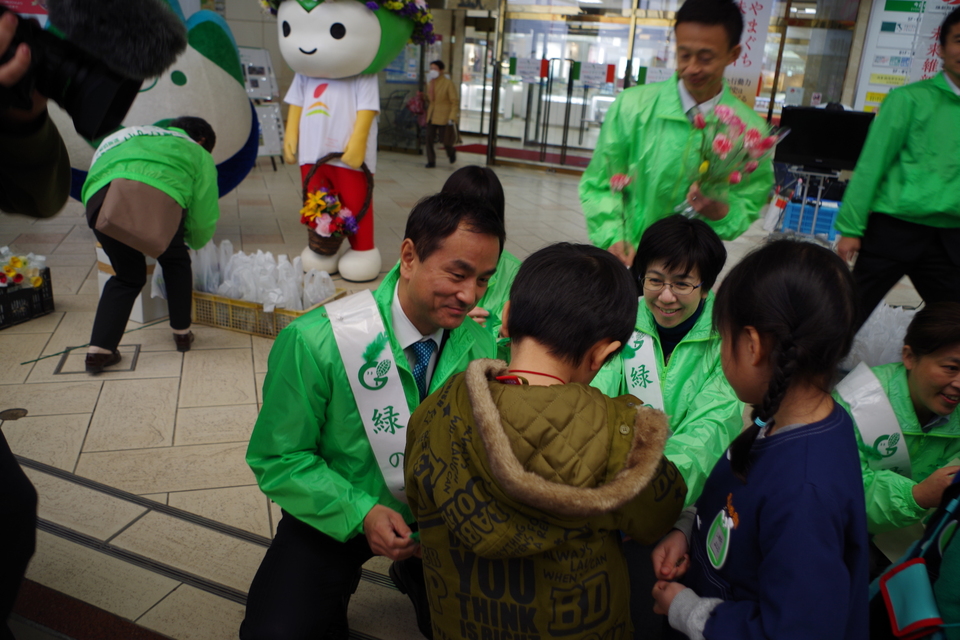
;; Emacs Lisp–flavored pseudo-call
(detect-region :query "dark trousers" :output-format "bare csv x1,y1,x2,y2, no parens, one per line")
0,431,38,640
90,221,192,351
240,511,373,640
624,538,667,640
852,213,960,329
425,123,454,165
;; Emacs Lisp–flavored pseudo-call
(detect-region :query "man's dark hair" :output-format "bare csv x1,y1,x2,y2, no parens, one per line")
508,243,637,367
675,0,744,50
441,165,505,224
169,116,216,152
941,7,960,47
404,192,504,262
630,215,726,295
430,59,445,71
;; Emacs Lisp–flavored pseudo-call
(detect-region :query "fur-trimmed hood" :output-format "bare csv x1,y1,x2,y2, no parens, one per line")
404,358,685,562
466,359,670,519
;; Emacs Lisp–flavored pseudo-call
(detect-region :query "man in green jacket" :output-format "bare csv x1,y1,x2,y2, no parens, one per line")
579,0,773,267
405,243,685,640
836,7,960,328
590,215,743,639
241,193,504,640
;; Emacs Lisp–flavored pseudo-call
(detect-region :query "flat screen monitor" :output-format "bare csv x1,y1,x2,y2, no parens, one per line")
774,107,876,172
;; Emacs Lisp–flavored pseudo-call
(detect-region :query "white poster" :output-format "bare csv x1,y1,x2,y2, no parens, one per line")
854,0,954,112
255,103,284,157
724,0,776,108
239,47,280,100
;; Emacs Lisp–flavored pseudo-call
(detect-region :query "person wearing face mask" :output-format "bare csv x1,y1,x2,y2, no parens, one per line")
579,0,773,268
833,303,960,559
591,215,743,639
424,60,459,168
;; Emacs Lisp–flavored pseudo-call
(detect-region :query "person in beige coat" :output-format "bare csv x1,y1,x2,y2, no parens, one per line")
425,60,459,168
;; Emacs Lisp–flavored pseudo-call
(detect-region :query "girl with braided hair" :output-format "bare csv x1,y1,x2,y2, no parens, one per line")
650,239,870,640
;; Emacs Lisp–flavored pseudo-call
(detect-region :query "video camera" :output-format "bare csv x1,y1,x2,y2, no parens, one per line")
0,0,187,140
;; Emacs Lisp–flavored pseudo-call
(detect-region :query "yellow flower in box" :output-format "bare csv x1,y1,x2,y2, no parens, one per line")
30,276,43,288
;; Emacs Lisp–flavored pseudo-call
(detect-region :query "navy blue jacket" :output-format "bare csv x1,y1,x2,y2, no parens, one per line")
686,403,870,640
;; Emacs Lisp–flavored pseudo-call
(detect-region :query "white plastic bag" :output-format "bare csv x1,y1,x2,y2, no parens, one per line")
276,255,303,311
302,270,335,308
151,264,166,299
842,303,917,370
191,242,221,293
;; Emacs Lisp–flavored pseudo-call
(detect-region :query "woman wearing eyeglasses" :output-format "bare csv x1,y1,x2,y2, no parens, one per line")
591,214,744,640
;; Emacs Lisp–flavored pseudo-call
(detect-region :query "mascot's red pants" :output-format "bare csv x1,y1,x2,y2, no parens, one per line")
301,163,374,251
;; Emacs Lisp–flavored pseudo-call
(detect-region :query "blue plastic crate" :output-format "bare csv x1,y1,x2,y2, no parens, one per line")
781,200,840,241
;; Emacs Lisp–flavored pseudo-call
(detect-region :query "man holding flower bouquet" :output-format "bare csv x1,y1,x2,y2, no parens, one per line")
580,0,774,267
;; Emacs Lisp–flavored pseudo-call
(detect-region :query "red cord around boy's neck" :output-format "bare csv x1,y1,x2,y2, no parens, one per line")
506,369,567,385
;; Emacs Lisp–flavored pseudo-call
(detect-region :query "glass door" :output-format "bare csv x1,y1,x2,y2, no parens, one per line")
492,9,632,168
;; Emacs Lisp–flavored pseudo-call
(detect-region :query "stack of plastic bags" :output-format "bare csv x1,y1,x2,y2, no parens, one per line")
841,303,918,371
166,240,336,312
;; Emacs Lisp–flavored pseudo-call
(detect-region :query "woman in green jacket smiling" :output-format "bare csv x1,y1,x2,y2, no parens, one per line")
834,302,960,536
590,215,743,638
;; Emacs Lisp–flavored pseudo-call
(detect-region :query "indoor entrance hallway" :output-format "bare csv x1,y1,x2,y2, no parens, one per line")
0,149,920,640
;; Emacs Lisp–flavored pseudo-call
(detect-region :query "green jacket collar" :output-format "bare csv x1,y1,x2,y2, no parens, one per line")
877,362,960,437
933,72,960,102
656,74,737,122
373,264,487,398
635,291,718,345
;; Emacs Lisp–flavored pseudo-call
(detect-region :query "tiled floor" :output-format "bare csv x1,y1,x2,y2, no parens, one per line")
0,147,920,639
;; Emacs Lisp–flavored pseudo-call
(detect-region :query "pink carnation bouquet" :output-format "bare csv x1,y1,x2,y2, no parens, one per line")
679,104,787,217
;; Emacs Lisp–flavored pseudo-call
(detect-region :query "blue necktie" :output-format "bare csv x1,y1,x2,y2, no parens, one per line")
412,339,436,401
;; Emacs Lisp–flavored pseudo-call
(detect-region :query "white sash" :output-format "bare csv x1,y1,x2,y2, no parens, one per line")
91,126,196,166
622,330,665,411
327,290,412,504
836,362,912,478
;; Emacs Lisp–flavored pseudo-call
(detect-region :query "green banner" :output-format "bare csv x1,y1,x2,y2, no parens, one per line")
883,0,924,12
571,61,581,82
636,66,648,85
509,57,517,75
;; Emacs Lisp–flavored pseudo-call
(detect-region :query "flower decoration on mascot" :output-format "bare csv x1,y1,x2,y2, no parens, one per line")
260,0,434,282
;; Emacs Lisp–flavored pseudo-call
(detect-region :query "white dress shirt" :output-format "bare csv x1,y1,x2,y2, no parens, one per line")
391,283,444,388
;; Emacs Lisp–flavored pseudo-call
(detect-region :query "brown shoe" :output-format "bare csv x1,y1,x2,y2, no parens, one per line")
174,331,194,352
85,350,121,374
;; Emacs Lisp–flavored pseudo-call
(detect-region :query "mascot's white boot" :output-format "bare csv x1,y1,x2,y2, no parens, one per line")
338,247,382,282
300,246,342,275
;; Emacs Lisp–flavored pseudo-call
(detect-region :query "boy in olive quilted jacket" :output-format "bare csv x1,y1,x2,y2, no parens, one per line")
405,243,687,640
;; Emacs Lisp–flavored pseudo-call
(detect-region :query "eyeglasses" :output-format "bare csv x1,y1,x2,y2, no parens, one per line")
641,277,703,296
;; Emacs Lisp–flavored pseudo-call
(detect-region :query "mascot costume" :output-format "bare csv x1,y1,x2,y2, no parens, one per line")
260,0,434,282
48,0,259,201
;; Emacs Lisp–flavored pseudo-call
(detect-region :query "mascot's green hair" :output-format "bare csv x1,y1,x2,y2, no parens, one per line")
259,0,434,75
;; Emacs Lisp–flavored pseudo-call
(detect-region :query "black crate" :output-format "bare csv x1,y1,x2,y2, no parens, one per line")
0,267,55,330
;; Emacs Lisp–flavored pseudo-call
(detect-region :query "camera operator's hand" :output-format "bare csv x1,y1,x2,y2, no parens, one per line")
0,11,46,125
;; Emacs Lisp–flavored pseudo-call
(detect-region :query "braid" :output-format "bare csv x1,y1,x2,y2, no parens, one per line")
730,341,798,481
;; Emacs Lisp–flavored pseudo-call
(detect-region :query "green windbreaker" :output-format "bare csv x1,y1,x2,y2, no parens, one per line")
579,76,774,249
591,293,744,505
836,73,960,237
833,362,960,534
406,359,686,640
246,265,496,542
81,127,220,250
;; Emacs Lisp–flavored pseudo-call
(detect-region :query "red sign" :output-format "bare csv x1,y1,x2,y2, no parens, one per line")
1,0,48,15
